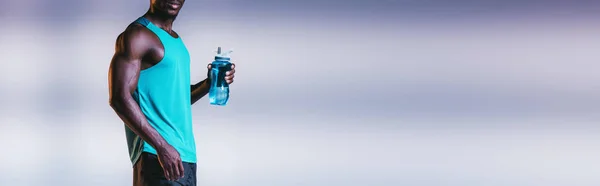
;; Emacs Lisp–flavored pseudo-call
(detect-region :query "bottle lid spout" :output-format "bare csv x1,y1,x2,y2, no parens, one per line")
215,47,233,58
215,47,233,61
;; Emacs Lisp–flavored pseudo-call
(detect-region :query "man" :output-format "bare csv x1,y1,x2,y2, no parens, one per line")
108,0,236,185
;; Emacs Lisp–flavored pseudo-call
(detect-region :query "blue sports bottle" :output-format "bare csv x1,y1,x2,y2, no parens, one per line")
209,47,233,106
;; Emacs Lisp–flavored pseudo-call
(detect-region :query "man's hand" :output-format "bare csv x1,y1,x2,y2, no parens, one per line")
207,63,236,84
191,63,236,104
156,145,184,181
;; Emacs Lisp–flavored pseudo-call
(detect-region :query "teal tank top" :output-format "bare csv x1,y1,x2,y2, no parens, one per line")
125,17,196,165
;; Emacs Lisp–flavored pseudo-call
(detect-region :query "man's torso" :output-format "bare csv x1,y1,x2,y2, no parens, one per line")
124,16,196,166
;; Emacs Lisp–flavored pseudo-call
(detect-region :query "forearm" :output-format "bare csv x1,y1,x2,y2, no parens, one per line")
110,96,169,151
190,78,210,104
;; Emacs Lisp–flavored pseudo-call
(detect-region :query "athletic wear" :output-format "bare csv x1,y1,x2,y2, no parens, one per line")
134,152,197,186
125,16,196,166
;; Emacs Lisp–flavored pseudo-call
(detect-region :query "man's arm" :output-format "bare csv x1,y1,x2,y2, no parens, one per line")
108,27,184,180
190,78,210,105
109,28,169,153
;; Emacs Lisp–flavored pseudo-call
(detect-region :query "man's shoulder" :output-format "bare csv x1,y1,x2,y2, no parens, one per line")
115,23,161,51
118,23,156,42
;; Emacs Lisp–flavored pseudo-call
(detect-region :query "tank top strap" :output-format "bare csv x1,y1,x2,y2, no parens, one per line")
132,17,151,27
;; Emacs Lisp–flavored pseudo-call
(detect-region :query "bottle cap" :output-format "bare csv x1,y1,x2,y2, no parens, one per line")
215,47,233,61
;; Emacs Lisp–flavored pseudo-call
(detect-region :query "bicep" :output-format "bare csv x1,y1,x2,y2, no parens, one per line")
109,53,141,97
108,28,153,99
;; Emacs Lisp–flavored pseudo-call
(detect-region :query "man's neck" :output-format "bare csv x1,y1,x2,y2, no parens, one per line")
143,10,177,32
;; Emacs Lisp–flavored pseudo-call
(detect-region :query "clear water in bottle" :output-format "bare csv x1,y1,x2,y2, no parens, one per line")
209,47,233,106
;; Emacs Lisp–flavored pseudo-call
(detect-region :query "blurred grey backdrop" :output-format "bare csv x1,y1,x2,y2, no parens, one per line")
1,0,600,185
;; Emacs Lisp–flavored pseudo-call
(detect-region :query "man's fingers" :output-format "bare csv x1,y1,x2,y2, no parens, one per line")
164,166,172,180
224,72,234,84
178,161,185,179
227,64,236,75
172,164,181,180
207,64,212,69
226,68,235,75
170,166,177,180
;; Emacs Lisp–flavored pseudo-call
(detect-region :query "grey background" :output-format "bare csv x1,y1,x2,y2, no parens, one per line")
0,0,599,185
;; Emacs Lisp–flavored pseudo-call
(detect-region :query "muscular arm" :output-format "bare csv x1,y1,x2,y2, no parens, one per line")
190,79,210,105
108,27,169,151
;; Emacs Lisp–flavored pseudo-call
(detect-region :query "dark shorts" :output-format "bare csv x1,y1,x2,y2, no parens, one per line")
133,152,197,186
